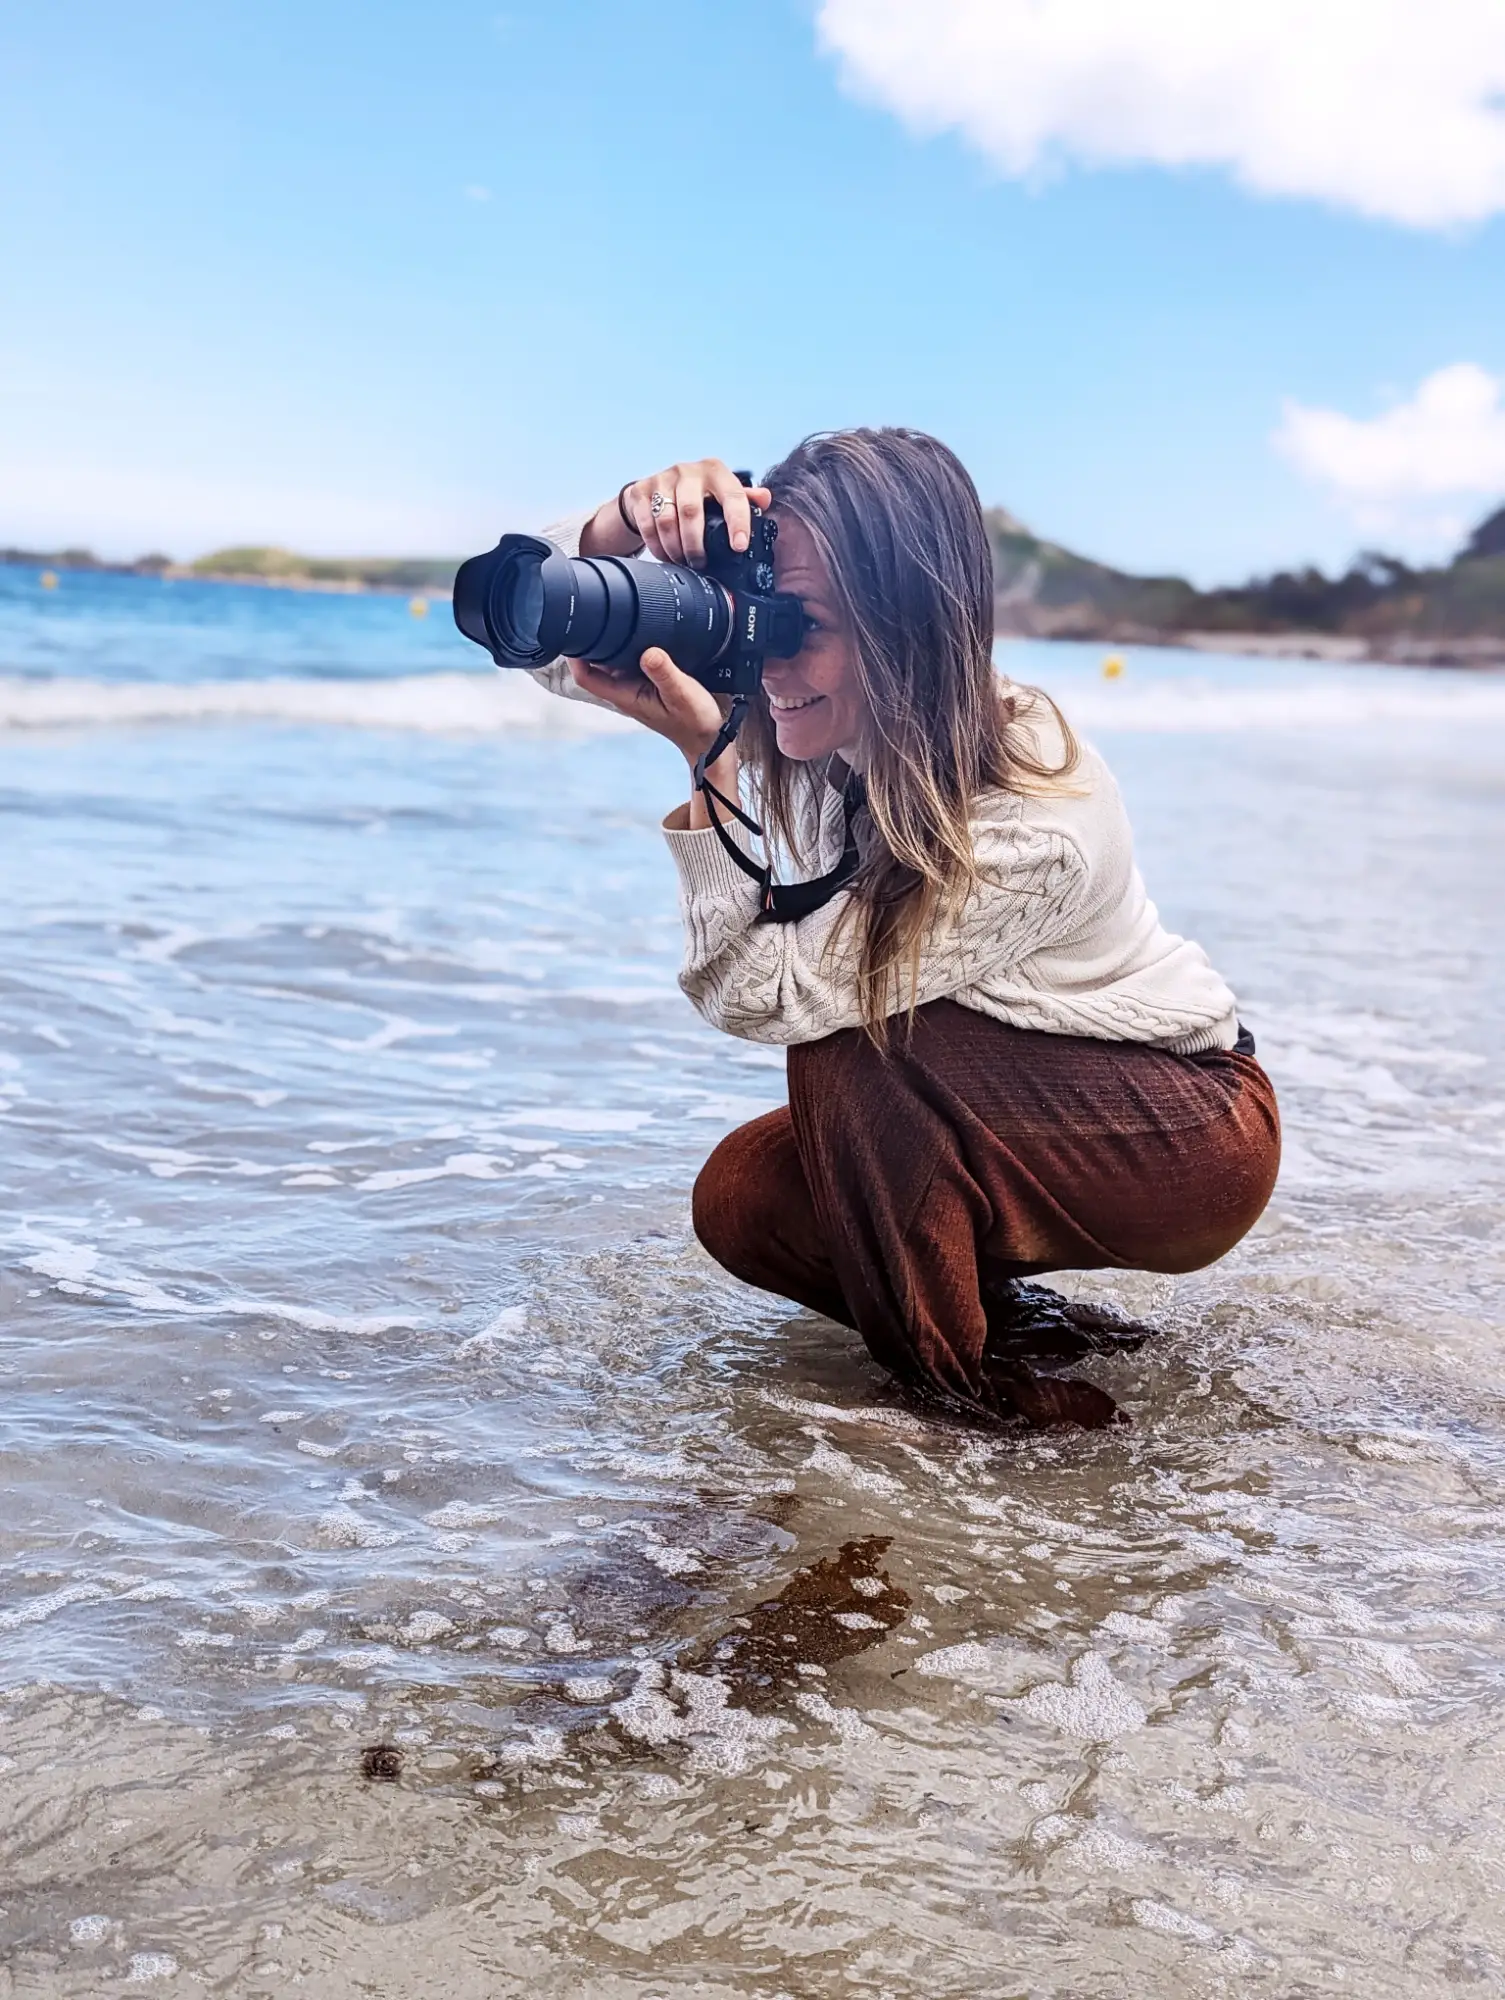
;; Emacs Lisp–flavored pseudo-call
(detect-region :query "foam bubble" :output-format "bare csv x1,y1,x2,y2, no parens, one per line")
1007,1653,1148,1740
1130,1899,1220,1945
0,1582,109,1630
486,1626,533,1651
609,1662,789,1774
358,1152,507,1192
309,1506,403,1550
125,1952,180,1981
541,1621,592,1655
494,1725,567,1765
562,1676,615,1702
399,1610,455,1645
913,1641,1002,1683
424,1501,508,1530
802,1436,904,1497
638,1542,703,1577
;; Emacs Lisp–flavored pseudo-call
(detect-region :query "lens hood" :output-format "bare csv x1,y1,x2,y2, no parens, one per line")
452,533,578,668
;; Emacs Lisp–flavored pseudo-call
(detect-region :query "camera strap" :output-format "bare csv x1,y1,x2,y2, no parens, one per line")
691,696,862,924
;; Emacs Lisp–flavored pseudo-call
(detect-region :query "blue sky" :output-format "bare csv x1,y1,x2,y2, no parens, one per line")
3,0,1504,582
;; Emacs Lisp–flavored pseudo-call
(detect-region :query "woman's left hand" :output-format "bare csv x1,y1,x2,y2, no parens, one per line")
568,648,726,765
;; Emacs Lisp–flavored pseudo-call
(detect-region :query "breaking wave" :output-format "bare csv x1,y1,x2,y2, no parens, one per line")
1,668,1503,737
0,671,629,737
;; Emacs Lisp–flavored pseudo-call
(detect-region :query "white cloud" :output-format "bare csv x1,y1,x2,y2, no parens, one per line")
815,0,1505,229
1276,364,1505,502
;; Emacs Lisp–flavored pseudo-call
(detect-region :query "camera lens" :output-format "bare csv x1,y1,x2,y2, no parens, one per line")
453,534,735,678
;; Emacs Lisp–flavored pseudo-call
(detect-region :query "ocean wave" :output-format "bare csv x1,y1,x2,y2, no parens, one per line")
1,669,1503,737
0,671,630,737
1056,676,1505,732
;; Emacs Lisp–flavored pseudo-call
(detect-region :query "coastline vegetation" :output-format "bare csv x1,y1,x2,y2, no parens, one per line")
985,502,1505,662
0,544,455,593
6,502,1504,661
186,547,457,591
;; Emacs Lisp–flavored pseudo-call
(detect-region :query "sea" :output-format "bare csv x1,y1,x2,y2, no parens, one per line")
2,562,1504,1997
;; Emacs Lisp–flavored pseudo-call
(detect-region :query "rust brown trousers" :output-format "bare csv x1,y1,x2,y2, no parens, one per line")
693,1001,1280,1428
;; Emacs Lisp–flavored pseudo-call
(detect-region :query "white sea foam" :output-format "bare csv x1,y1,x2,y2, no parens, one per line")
0,1581,111,1630
125,1952,180,1982
609,1661,789,1774
308,1506,404,1550
502,1108,655,1133
424,1501,509,1530
1130,1900,1221,1945
0,671,629,736
1005,1652,1149,1740
1052,676,1505,733
357,1151,508,1192
21,1238,420,1336
398,1610,455,1645
3,668,1502,737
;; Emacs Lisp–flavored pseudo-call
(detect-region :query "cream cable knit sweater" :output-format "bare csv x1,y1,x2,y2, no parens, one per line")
530,512,1241,1055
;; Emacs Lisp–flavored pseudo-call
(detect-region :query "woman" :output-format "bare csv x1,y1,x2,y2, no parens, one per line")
533,429,1279,1428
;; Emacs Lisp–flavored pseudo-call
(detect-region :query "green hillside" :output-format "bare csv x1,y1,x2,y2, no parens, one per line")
986,509,1198,635
188,547,457,590
987,502,1505,656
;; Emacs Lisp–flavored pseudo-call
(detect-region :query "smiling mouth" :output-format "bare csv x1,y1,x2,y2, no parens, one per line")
768,693,825,712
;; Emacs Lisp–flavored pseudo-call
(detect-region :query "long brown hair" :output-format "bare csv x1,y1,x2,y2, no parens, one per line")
740,427,1078,1039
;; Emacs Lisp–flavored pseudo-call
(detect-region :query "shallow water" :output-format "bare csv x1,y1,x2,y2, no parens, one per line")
2,566,1505,1996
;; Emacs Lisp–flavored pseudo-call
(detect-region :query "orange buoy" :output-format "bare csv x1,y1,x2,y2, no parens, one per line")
1102,653,1124,679
409,595,429,617
40,570,59,590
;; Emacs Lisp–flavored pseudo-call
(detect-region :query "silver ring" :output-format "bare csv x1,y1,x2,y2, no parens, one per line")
649,489,668,518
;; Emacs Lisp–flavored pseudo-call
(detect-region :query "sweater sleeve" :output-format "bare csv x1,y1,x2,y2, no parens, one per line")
662,800,1090,1045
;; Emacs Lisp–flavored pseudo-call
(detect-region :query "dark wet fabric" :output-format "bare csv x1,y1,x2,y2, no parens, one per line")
692,1000,1281,1429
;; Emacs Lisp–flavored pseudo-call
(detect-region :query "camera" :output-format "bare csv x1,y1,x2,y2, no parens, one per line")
451,481,806,694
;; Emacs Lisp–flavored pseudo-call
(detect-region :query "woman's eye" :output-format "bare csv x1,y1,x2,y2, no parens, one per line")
802,616,821,636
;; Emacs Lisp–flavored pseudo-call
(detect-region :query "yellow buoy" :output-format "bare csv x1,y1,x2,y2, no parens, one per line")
408,595,429,617
1102,653,1124,679
40,570,59,590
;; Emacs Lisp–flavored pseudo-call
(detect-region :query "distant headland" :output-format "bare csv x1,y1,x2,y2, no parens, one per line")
7,500,1505,666
0,545,457,595
983,500,1505,668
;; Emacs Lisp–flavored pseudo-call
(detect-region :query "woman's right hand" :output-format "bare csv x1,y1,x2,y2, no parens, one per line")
580,458,773,569
567,646,728,767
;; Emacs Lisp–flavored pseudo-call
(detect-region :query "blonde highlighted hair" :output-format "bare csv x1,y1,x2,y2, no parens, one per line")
739,427,1078,1040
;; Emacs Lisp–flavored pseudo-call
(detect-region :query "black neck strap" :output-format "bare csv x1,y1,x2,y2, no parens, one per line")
691,698,862,923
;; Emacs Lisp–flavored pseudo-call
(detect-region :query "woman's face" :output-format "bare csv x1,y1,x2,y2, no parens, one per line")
761,512,867,764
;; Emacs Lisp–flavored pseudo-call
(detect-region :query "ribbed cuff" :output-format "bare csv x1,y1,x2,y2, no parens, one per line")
663,823,766,908
540,509,596,561
1165,1013,1241,1056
